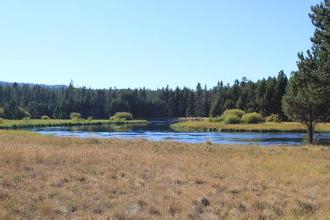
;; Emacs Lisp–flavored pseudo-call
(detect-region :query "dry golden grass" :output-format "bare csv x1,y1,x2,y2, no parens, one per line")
0,130,329,219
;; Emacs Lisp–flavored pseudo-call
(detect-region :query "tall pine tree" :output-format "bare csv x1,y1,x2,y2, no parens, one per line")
282,0,329,143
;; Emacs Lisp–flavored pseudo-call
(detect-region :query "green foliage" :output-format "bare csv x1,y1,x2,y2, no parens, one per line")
208,117,223,122
241,112,264,124
0,72,289,120
0,118,3,124
0,119,148,129
110,112,133,121
209,89,223,117
87,116,93,121
274,71,288,118
2,101,31,119
223,114,241,124
221,109,246,119
70,112,81,120
282,0,330,143
19,108,31,118
41,115,50,120
225,109,246,118
0,107,4,118
266,114,282,123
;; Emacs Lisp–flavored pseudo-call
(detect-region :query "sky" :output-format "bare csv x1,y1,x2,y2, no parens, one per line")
0,0,322,89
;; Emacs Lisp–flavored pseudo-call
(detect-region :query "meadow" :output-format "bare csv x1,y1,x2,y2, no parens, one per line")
171,120,330,133
0,119,148,129
0,130,329,219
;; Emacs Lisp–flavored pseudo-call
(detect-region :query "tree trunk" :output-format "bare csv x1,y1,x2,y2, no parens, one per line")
307,124,314,144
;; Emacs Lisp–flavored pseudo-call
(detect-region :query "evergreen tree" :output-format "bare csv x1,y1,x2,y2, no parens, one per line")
274,71,288,118
283,0,330,143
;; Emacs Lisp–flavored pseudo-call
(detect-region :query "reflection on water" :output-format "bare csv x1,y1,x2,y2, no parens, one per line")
31,121,330,146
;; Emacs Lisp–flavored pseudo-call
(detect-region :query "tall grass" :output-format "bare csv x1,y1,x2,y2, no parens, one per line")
171,120,330,133
0,119,148,129
0,130,329,219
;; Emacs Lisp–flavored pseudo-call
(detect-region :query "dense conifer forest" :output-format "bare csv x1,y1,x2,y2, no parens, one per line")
0,71,288,119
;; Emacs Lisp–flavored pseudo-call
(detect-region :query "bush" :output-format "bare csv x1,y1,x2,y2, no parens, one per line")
110,112,133,121
0,118,3,124
266,114,282,123
208,117,223,122
41,115,50,120
221,109,246,119
241,112,265,124
70,112,81,120
223,114,241,124
87,116,93,121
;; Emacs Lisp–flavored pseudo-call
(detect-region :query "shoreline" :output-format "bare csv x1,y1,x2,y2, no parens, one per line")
0,119,148,129
171,121,330,133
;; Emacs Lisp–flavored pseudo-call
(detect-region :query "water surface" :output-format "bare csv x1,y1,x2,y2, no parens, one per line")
31,121,330,146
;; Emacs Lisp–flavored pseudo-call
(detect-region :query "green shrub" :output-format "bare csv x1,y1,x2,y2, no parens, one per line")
110,112,133,121
223,114,241,124
0,118,3,124
208,117,223,122
241,112,265,124
41,115,51,120
265,114,282,123
70,112,81,120
221,109,246,119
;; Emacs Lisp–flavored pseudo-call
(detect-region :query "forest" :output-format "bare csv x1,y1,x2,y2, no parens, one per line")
0,71,288,120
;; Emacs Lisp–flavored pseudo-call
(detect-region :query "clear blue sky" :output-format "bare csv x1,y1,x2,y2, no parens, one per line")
0,0,321,89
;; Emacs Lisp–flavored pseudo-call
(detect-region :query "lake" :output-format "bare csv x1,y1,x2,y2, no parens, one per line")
31,120,330,146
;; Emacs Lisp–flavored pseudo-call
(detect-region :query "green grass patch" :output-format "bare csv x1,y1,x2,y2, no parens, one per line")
171,120,330,133
0,119,148,129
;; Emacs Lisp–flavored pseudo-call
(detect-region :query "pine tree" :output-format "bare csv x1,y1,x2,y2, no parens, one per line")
282,0,330,143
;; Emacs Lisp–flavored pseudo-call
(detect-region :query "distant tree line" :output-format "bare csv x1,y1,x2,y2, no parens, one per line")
0,72,288,120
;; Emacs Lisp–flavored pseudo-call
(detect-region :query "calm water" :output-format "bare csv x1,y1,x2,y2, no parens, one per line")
31,121,330,146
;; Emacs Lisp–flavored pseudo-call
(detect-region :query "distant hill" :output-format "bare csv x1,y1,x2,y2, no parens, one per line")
0,81,68,89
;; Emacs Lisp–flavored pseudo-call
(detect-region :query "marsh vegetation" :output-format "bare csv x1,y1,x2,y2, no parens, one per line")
0,118,148,129
172,120,330,133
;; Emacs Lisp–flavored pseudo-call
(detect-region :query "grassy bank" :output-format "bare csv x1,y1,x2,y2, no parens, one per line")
0,130,329,219
171,121,330,133
0,119,148,129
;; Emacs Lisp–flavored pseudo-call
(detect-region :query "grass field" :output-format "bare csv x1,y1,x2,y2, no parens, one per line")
171,120,330,133
0,130,329,219
0,119,148,129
